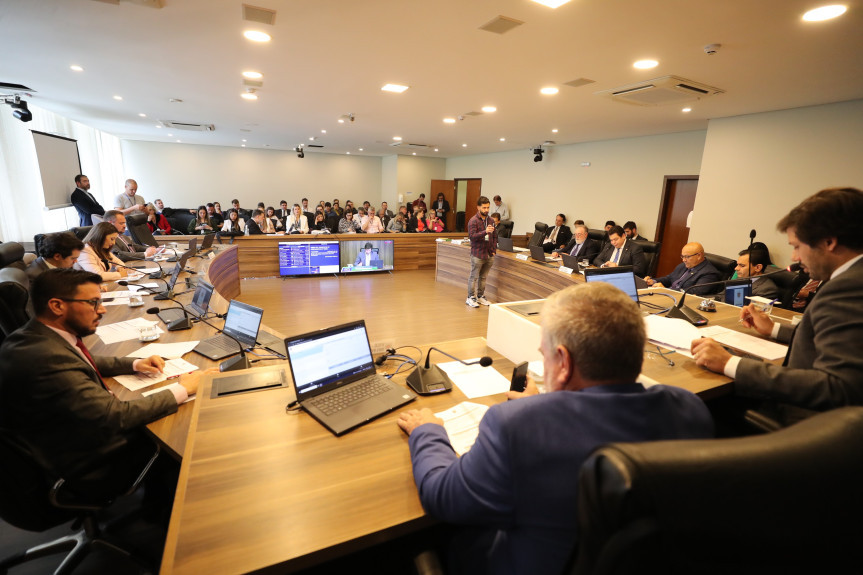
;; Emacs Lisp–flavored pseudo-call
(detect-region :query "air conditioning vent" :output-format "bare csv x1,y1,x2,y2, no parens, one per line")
159,120,215,132
242,4,276,25
389,142,434,149
595,75,724,106
479,15,524,35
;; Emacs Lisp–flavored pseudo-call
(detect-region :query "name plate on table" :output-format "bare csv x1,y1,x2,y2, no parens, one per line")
516,253,530,261
558,266,574,275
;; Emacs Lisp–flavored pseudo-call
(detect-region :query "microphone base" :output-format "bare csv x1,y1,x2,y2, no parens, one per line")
153,291,173,301
406,365,453,396
667,304,708,326
167,317,193,331
220,354,251,373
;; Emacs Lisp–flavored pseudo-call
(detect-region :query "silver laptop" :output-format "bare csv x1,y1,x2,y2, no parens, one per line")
157,279,214,324
583,265,642,303
193,299,264,360
285,320,417,436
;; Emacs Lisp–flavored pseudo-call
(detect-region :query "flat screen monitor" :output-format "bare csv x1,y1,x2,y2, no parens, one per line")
278,241,340,276
339,239,394,273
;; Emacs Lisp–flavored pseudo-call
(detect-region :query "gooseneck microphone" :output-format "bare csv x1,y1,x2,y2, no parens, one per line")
115,265,174,300
121,280,192,331
406,347,494,396
748,229,756,279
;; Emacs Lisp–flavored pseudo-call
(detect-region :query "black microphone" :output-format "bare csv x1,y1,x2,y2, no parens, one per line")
115,250,167,278
116,268,173,300
122,280,192,331
148,305,250,372
407,347,494,396
747,229,756,278
787,262,803,273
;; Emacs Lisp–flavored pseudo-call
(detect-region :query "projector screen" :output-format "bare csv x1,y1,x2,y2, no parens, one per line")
31,130,80,210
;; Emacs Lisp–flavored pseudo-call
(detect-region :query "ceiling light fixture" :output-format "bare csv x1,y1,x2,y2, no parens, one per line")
531,0,572,7
241,88,258,100
244,30,271,42
499,138,506,142
70,65,84,72
443,118,456,124
381,84,409,93
113,95,123,101
338,113,355,123
138,113,147,117
412,152,416,156
682,107,692,113
462,143,467,147
633,59,659,69
242,71,264,79
434,148,439,152
321,129,326,134
393,136,402,141
481,106,497,113
358,148,364,151
552,128,558,133
540,87,559,95
803,4,847,20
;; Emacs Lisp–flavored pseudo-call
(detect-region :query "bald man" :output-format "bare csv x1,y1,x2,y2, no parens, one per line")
645,242,723,296
114,179,146,216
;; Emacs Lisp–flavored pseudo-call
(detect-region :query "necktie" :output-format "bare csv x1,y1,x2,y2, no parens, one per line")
75,337,108,390
570,243,582,257
550,227,558,243
613,248,621,263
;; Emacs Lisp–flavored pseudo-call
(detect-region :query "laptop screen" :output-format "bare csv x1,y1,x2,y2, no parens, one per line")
189,280,214,315
286,321,375,397
583,266,640,303
529,245,547,261
222,300,263,346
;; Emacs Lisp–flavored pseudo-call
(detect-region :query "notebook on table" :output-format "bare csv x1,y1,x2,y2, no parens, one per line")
285,320,417,436
193,300,264,360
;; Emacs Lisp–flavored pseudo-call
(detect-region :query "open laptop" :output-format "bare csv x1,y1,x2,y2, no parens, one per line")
561,253,591,270
529,245,553,264
156,279,214,324
583,265,642,303
497,237,515,252
196,232,216,256
167,237,197,262
193,299,265,360
152,247,194,299
285,320,417,436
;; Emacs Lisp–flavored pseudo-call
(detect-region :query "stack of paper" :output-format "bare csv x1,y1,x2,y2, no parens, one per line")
699,325,788,361
643,315,700,356
435,402,489,456
438,359,510,399
113,358,199,392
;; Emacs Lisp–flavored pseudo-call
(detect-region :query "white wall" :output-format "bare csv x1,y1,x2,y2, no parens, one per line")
445,131,707,239
121,141,384,210
395,155,447,207
692,99,863,265
381,155,398,209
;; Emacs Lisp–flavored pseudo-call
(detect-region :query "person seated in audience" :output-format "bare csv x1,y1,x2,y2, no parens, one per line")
604,220,616,232
301,198,311,214
231,199,251,221
188,205,217,235
213,201,226,221
426,212,445,233
256,201,266,213
310,211,329,232
206,202,224,227
623,221,647,241
332,199,343,217
76,222,128,281
554,224,601,263
410,207,429,232
378,202,393,228
542,214,572,253
593,225,647,277
103,210,158,260
245,209,267,235
645,241,721,294
27,232,84,282
338,210,362,233
277,200,290,224
397,282,713,575
343,200,355,214
430,193,450,229
735,248,780,299
412,193,427,212
490,212,501,228
264,207,282,233
153,198,166,215
145,204,173,235
491,194,510,221
353,242,384,268
0,268,204,505
285,204,309,234
220,209,246,236
387,212,407,233
362,206,384,233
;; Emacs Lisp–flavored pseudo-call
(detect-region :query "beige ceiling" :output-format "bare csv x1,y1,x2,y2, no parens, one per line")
2,0,862,158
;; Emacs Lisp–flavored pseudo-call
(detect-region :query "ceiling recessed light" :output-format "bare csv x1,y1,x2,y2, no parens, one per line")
321,130,326,134
682,107,692,113
481,106,497,113
540,87,559,95
393,136,402,141
434,148,439,152
70,65,84,72
551,128,559,133
358,148,363,151
346,152,351,155
499,138,506,142
443,118,456,124
242,71,263,79
803,4,847,20
167,133,173,137
381,83,409,93
241,92,258,100
243,30,271,42
309,137,315,141
412,152,416,156
531,0,572,7
242,139,247,142
462,143,467,147
176,140,181,143
138,113,146,118
338,118,345,123
241,144,246,148
633,59,659,69
113,95,123,101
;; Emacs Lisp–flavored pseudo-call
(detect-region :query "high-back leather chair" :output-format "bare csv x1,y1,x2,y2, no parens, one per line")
587,229,607,245
33,233,47,258
68,226,92,241
633,240,661,277
456,211,466,232
0,241,26,271
528,222,548,247
771,269,810,310
497,220,514,239
570,407,863,575
0,268,30,344
126,213,159,247
704,252,736,281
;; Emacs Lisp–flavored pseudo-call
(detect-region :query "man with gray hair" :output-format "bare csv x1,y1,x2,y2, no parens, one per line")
397,282,713,574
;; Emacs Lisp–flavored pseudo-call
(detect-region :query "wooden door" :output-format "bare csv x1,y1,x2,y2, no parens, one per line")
461,178,482,217
654,176,698,277
430,180,455,231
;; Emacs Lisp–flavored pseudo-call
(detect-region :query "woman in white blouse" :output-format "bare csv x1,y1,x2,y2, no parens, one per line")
285,204,309,234
76,222,127,281
220,209,246,236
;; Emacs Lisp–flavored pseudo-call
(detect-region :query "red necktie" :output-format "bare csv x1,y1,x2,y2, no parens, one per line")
75,337,108,391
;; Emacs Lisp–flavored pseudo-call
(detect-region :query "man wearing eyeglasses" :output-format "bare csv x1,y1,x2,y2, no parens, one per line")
644,241,723,296
0,268,205,499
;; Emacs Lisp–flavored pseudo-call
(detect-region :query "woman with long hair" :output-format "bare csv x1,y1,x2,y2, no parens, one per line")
220,209,246,236
188,205,216,234
76,222,127,281
285,204,309,234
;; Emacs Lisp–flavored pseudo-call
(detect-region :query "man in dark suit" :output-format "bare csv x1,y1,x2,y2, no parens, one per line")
593,225,647,276
623,220,647,241
554,224,601,263
25,231,83,282
542,213,573,253
693,187,863,425
0,268,201,495
245,209,266,235
735,248,780,299
397,282,713,574
430,193,450,229
644,241,721,295
103,210,158,261
70,174,105,227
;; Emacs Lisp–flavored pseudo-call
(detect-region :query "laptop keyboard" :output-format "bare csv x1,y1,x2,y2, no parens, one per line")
207,334,247,353
307,376,391,416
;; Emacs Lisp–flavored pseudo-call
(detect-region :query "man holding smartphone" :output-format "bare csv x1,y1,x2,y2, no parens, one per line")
465,195,496,308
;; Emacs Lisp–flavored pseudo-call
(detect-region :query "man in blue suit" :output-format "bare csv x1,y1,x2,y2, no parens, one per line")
397,282,714,575
645,241,723,296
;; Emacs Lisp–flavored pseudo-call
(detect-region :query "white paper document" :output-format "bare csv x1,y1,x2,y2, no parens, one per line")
96,318,164,345
113,358,199,392
141,382,195,404
437,359,510,399
126,341,201,359
643,315,701,354
435,402,490,456
699,325,788,361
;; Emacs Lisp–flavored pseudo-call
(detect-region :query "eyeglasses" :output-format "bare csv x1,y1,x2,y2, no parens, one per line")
61,298,102,311
681,252,703,260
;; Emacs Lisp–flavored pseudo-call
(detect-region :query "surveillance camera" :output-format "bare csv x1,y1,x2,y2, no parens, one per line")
704,43,721,55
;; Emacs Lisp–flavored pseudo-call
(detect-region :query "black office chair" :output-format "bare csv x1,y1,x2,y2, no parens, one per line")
570,406,863,575
771,269,809,310
68,226,92,242
0,268,30,345
0,431,161,574
165,210,196,235
528,222,548,248
587,228,607,245
633,240,661,277
126,214,159,248
33,233,47,258
703,252,736,281
0,241,26,271
497,220,514,239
